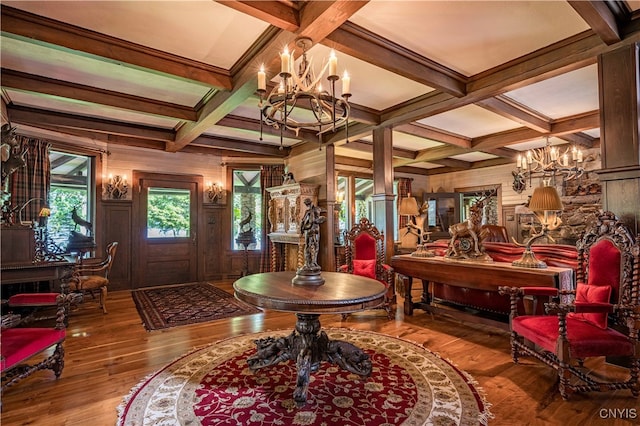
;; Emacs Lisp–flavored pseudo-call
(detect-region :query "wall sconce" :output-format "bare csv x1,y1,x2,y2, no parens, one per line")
207,182,224,203
106,174,128,199
512,183,563,268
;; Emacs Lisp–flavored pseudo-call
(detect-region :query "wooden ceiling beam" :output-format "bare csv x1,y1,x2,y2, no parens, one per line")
476,95,551,133
324,22,466,97
1,68,197,121
296,1,369,44
216,1,300,32
216,114,320,144
7,105,174,141
568,1,622,45
335,155,372,169
192,134,289,157
335,139,415,159
0,6,233,90
472,111,599,150
394,145,469,167
394,123,471,148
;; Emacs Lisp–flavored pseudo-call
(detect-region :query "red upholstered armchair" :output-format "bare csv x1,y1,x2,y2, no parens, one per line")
499,211,640,399
338,217,395,319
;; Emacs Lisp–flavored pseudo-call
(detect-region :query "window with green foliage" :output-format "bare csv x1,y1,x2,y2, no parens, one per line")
48,151,92,251
147,188,190,238
232,170,262,250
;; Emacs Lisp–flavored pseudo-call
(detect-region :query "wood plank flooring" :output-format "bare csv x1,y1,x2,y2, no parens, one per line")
1,280,638,425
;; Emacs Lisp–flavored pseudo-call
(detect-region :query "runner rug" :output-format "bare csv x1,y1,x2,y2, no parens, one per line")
117,328,492,425
131,282,261,331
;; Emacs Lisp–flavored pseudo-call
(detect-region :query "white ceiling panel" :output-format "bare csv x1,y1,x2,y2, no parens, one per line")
4,1,269,69
451,152,498,162
503,65,599,119
416,104,521,138
351,1,589,75
308,44,434,110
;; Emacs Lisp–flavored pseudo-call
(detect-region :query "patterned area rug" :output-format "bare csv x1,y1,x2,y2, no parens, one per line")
117,329,492,425
131,282,261,331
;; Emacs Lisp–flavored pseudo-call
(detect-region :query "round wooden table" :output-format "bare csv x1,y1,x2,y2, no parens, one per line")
234,271,387,405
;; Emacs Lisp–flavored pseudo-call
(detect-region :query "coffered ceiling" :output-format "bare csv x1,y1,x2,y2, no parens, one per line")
2,1,640,176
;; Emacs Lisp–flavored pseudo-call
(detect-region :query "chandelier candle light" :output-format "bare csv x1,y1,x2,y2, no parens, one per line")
257,37,351,149
513,137,584,193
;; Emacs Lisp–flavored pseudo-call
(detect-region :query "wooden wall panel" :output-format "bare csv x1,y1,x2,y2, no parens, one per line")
203,207,223,280
101,201,132,291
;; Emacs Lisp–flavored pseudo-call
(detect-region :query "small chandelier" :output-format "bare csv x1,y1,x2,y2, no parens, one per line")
512,137,584,193
257,37,351,149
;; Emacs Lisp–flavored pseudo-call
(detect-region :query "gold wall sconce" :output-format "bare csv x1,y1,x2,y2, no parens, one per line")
105,174,128,199
207,182,224,203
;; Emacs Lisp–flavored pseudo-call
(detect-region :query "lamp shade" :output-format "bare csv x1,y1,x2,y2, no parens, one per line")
528,185,563,212
399,196,420,216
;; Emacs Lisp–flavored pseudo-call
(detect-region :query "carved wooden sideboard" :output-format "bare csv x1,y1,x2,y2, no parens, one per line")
266,183,319,271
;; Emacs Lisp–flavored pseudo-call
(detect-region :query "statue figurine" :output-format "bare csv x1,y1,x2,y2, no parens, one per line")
300,198,325,270
292,198,326,286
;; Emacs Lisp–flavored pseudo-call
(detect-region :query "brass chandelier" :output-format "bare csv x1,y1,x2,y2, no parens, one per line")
512,137,584,193
257,37,351,149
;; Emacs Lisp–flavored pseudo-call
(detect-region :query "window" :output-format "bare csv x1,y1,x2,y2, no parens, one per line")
232,170,262,250
338,175,399,239
48,151,93,251
146,187,191,238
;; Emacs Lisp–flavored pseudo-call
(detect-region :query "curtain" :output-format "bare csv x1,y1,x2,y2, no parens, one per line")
259,164,285,272
9,136,51,224
397,177,412,230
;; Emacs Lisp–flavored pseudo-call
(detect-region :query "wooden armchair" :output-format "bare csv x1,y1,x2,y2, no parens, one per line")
499,211,639,399
1,293,74,394
338,218,394,319
68,242,118,314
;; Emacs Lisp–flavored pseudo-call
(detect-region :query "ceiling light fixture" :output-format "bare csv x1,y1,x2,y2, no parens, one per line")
512,137,584,193
257,37,351,150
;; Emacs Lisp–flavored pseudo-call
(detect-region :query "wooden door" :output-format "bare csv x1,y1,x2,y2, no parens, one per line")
133,172,201,288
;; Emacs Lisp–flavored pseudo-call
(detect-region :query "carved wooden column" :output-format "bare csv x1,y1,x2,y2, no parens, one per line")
598,43,640,234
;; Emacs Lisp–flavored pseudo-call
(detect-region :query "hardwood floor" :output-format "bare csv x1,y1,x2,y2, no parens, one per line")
1,280,638,425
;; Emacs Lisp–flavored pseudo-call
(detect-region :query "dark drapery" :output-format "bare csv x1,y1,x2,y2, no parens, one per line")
259,164,285,272
9,136,51,223
397,177,412,230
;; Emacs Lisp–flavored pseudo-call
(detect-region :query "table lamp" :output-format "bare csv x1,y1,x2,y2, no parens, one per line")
512,184,563,268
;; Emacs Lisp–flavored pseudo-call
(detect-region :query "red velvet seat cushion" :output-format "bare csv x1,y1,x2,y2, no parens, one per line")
353,259,377,279
8,293,59,307
1,328,65,372
567,283,611,329
512,315,632,358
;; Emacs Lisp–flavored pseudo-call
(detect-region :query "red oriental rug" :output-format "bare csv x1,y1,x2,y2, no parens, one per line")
117,329,492,425
131,282,261,331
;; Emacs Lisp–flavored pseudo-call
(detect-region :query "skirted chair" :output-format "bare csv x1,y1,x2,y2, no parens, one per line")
499,211,639,399
68,241,118,314
338,217,394,319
